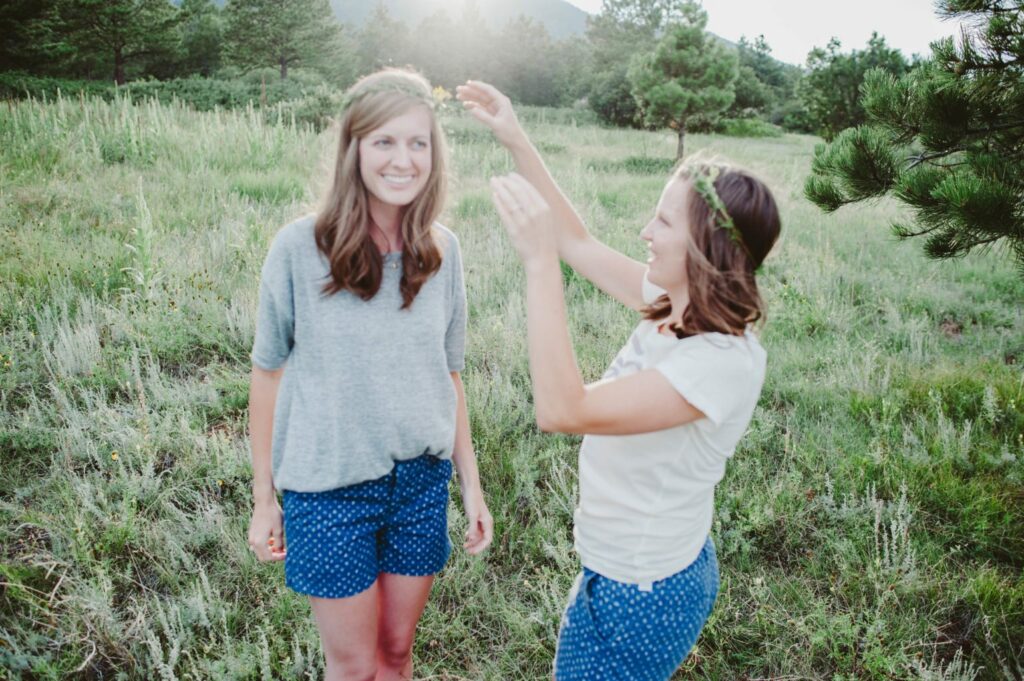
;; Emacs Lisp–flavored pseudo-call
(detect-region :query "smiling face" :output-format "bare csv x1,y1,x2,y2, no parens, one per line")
358,105,433,210
640,176,692,292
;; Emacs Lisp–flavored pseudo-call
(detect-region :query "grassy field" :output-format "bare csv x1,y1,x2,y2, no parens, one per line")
1,93,1022,680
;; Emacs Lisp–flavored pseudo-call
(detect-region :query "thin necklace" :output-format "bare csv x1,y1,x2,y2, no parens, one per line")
372,221,402,270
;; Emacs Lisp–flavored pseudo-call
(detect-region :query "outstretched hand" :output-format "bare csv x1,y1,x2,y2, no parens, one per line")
490,173,558,266
455,80,526,148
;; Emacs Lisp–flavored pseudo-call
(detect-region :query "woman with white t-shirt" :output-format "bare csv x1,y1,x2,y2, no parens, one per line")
457,81,781,680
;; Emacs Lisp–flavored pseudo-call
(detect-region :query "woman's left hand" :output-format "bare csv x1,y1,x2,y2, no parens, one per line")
461,486,494,555
455,80,526,149
490,173,558,266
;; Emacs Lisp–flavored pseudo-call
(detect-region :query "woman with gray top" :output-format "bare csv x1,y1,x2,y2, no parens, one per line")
247,68,493,681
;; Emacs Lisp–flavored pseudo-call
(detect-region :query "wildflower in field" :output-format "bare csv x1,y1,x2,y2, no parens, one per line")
110,451,119,461
432,86,452,107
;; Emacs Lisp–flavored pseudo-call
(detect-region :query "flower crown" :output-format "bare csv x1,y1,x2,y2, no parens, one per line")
685,163,751,259
340,80,438,113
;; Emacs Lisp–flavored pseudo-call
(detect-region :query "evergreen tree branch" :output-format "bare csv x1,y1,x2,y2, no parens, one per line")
893,221,942,238
907,148,966,169
965,120,1024,135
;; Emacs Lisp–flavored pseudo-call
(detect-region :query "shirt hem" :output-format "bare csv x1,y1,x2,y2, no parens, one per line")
577,538,708,586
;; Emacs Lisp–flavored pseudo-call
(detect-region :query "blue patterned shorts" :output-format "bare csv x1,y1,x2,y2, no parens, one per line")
282,455,453,599
554,537,719,681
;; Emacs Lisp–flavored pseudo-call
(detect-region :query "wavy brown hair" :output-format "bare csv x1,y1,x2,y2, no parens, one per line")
314,69,448,309
644,161,781,338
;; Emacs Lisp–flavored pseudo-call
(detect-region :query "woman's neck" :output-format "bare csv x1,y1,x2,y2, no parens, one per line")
662,285,690,332
368,197,403,251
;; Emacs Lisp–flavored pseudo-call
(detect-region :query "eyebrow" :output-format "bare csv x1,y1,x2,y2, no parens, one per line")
371,133,429,141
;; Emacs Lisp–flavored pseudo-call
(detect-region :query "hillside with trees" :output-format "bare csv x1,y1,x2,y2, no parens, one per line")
0,0,920,137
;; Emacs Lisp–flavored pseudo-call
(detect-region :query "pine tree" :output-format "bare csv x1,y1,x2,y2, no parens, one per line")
728,35,789,117
493,17,558,105
800,33,909,141
54,0,181,84
225,0,348,80
449,0,496,90
585,0,674,128
354,2,410,77
805,0,1024,270
628,0,736,159
551,35,593,106
405,9,460,88
0,0,71,74
178,0,224,77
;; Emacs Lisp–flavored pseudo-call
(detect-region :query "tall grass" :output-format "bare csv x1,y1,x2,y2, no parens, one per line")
1,94,1022,680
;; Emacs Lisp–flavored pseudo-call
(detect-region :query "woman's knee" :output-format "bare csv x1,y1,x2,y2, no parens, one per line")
377,631,415,670
323,646,376,681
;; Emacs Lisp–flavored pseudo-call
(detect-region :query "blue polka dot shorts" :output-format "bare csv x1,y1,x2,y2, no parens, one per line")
554,537,719,681
281,455,453,599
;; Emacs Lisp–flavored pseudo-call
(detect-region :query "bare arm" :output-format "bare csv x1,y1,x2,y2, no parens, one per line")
457,81,648,310
492,176,705,435
450,372,493,555
248,365,286,561
522,256,703,435
505,135,648,310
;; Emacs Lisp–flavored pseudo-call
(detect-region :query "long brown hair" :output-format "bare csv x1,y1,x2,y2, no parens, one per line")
314,69,448,309
644,161,781,338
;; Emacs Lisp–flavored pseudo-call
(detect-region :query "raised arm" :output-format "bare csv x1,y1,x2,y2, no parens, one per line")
457,81,648,310
490,175,705,435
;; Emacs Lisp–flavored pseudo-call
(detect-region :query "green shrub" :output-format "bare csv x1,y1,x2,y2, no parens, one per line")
120,77,257,110
0,71,113,101
517,105,599,127
716,117,784,138
237,67,329,90
0,72,342,115
587,156,676,175
263,87,345,132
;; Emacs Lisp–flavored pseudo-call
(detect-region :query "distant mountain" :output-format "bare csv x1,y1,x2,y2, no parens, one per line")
331,0,589,39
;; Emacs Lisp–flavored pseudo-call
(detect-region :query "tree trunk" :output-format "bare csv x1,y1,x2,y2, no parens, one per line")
280,56,288,80
676,124,686,161
114,47,125,86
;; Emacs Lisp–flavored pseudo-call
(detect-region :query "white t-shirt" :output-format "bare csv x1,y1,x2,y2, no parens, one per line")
573,273,767,587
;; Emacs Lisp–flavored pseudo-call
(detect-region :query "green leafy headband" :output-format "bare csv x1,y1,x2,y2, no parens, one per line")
340,80,437,113
687,164,751,259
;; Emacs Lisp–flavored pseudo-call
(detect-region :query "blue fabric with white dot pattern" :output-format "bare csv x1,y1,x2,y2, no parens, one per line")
282,454,453,599
554,537,719,680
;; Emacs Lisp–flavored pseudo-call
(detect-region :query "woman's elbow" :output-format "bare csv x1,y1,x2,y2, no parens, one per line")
250,365,284,391
535,413,559,433
535,408,575,434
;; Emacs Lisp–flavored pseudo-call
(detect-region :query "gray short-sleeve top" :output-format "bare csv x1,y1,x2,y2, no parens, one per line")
251,214,467,492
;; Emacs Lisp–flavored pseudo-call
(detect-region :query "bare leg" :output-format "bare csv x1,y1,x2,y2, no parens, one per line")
309,581,379,681
375,573,436,681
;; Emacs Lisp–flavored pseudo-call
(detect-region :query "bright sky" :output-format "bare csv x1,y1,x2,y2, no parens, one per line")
563,0,968,65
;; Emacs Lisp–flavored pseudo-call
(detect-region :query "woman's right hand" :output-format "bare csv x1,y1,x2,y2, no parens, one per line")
490,173,558,266
248,498,287,562
455,80,526,149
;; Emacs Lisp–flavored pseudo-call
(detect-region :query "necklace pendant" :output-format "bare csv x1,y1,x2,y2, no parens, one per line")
391,260,399,270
